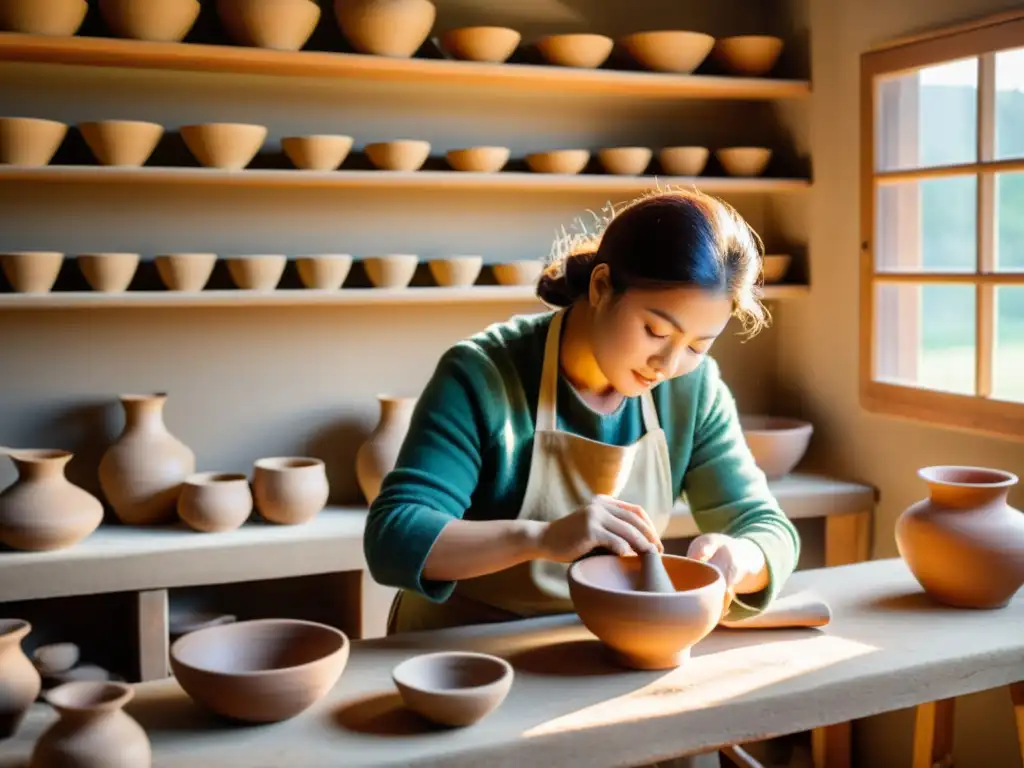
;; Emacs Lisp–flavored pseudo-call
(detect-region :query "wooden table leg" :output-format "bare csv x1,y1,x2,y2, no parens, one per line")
1010,682,1023,766
136,588,169,682
812,721,851,768
911,698,955,768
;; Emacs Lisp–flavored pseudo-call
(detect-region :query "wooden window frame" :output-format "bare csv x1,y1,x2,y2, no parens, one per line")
860,11,1024,442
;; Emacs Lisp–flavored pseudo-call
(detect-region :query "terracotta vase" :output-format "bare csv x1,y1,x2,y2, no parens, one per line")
30,681,151,768
0,620,41,739
99,393,195,526
355,395,417,504
896,466,1024,609
0,449,103,551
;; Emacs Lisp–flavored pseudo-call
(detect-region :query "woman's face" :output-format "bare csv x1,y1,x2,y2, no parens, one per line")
587,264,735,397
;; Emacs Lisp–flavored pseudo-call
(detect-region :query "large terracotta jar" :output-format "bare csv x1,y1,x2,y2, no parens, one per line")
0,619,41,739
896,465,1024,609
355,395,416,504
98,393,195,526
30,681,151,768
0,449,103,551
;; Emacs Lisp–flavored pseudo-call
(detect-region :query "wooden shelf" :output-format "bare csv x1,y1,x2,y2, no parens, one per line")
0,166,812,194
0,32,811,101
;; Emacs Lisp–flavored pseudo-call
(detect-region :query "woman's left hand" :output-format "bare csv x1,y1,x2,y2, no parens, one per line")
687,533,768,595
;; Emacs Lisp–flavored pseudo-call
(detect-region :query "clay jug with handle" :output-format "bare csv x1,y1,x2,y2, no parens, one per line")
0,619,41,739
355,395,416,504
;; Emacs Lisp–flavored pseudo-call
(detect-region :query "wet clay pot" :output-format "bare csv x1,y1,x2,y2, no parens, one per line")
0,619,41,739
99,393,195,526
30,681,151,768
896,466,1024,609
0,449,103,551
355,395,416,504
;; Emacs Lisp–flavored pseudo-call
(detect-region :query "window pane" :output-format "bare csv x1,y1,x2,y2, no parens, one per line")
994,286,1024,403
875,176,976,271
876,58,978,171
995,47,1024,160
874,283,976,395
996,172,1024,270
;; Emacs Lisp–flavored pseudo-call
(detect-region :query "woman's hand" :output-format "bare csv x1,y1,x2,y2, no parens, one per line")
687,533,768,594
535,496,664,562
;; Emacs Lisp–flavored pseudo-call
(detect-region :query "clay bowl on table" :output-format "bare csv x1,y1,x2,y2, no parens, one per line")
492,260,543,286
78,120,164,168
252,456,329,525
619,30,716,74
180,123,267,171
216,0,321,51
597,147,652,176
568,554,727,670
716,147,772,177
226,254,287,291
77,253,139,293
0,117,68,167
536,33,613,68
334,0,436,58
0,252,64,294
428,256,482,287
155,253,218,292
0,0,88,36
439,26,520,63
364,140,431,172
393,651,513,727
177,471,253,533
659,146,710,176
98,0,200,42
761,255,792,284
739,415,813,479
713,35,785,77
296,254,352,290
526,149,590,175
282,134,353,171
363,254,419,288
170,618,350,723
446,146,510,173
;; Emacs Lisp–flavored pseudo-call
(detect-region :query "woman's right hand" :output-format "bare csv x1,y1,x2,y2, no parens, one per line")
534,495,664,562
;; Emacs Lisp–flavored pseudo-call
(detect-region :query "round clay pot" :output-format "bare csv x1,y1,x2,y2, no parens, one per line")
716,147,772,177
739,415,813,479
0,251,64,293
658,146,710,176
78,120,164,167
364,139,431,171
334,0,436,58
32,643,81,677
713,35,785,77
177,472,253,533
526,149,590,175
0,449,103,551
31,681,151,768
0,619,41,740
355,395,417,503
392,651,512,727
155,253,218,292
169,618,349,723
445,146,510,173
362,254,418,288
535,33,613,68
438,26,520,63
76,252,140,293
226,254,287,291
0,0,87,35
597,146,652,176
568,554,727,669
896,466,1024,609
492,260,543,286
98,0,200,42
252,457,329,525
0,117,68,167
180,123,267,171
762,254,791,283
216,0,321,51
99,393,196,526
296,254,352,290
282,134,353,171
428,256,482,287
619,30,716,74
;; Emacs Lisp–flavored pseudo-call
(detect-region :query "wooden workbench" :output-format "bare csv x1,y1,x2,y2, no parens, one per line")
5,559,1021,768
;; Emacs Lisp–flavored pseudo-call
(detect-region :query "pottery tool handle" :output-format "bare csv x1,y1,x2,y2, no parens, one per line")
638,549,676,593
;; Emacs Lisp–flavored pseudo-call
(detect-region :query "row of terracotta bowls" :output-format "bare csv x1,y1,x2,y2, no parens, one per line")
1,0,785,77
0,252,546,294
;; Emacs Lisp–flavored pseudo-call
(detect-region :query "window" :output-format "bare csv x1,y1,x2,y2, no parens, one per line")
861,11,1024,441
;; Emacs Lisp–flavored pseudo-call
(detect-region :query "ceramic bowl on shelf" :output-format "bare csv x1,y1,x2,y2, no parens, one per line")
619,30,716,73
392,651,513,727
170,618,350,723
216,0,321,51
761,254,792,284
78,120,164,168
525,149,590,175
428,256,483,287
597,147,652,176
32,643,80,677
98,0,200,43
716,147,772,177
252,456,329,525
0,252,64,294
535,33,613,68
77,253,139,293
296,254,352,290
0,0,88,36
445,146,510,173
439,26,520,63
0,117,68,167
739,415,813,479
568,554,727,670
364,140,431,172
713,35,785,77
155,253,218,292
180,123,268,171
362,254,419,288
177,472,253,533
226,254,287,291
658,146,710,176
335,0,436,58
282,135,353,171
492,260,543,286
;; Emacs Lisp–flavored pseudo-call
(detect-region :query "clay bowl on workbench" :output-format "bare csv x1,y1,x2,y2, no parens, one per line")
393,651,513,727
568,554,727,670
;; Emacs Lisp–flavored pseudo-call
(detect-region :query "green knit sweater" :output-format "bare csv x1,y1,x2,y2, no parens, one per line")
364,310,800,621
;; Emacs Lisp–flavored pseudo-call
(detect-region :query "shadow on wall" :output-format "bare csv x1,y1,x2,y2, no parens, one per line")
306,416,370,506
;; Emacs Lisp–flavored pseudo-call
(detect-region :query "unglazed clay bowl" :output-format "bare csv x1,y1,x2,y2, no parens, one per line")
77,253,140,293
282,135,353,171
446,146,510,173
536,33,613,68
180,123,267,171
365,140,431,171
739,415,813,479
492,260,543,286
0,117,68,167
32,643,81,676
597,147,652,176
335,0,436,58
0,0,88,35
619,30,716,73
363,254,419,288
170,619,349,723
0,252,64,294
98,0,200,42
716,147,772,177
78,120,164,167
526,149,590,175
252,456,329,525
428,256,482,287
226,254,287,291
568,554,727,670
762,255,792,284
296,254,352,290
216,0,321,51
155,253,218,292
177,472,253,533
713,35,785,76
439,26,520,63
659,146,710,176
393,651,513,727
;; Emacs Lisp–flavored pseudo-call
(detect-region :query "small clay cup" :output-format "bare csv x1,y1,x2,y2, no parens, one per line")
0,251,64,294
226,254,287,291
282,135,353,171
445,146,510,173
252,456,329,525
597,147,652,176
78,120,164,167
98,0,200,42
492,260,543,286
658,146,710,176
762,255,792,283
177,471,253,533
0,0,88,36
0,117,68,167
155,253,217,292
392,651,513,727
363,254,418,288
77,253,140,293
428,256,482,287
32,643,81,676
438,26,520,63
535,33,613,68
739,415,813,478
296,254,352,290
